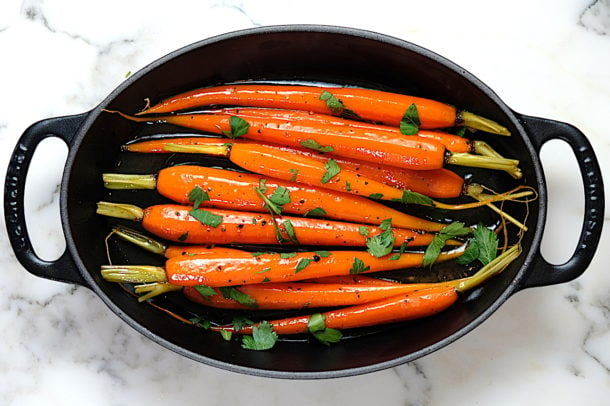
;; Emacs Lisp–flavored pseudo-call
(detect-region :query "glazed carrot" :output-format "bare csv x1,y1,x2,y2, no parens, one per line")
101,248,464,287
214,244,521,334
123,138,465,198
103,165,448,231
96,202,439,247
208,107,474,153
109,226,245,259
302,274,400,285
221,287,459,334
106,110,519,172
135,83,511,135
182,282,451,310
156,142,530,212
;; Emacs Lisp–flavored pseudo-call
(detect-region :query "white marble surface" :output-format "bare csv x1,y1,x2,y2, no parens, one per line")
1,0,609,404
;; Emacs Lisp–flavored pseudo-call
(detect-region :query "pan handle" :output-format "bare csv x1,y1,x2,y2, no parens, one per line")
518,115,604,289
4,112,91,288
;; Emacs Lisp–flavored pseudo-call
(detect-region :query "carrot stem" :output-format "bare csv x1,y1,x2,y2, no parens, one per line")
473,141,522,179
103,173,157,190
111,226,167,255
460,111,511,136
164,143,230,156
456,244,521,292
100,265,167,283
134,282,181,302
96,201,144,221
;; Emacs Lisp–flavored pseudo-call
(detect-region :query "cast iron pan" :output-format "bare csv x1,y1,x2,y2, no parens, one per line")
4,26,604,378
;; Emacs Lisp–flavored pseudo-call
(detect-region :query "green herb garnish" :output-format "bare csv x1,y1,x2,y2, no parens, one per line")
320,90,346,114
280,252,297,259
190,315,211,329
366,219,395,257
321,159,341,184
241,321,278,351
177,232,189,242
456,223,499,266
194,285,217,300
295,258,312,273
399,103,420,135
300,139,334,153
188,185,210,209
218,287,257,308
222,116,250,139
349,257,370,274
397,189,435,206
189,208,223,228
308,313,342,346
303,207,327,217
423,222,470,267
358,226,370,237
289,168,299,182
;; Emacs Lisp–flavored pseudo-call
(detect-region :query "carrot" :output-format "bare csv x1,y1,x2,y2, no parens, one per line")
152,142,531,213
214,244,521,334
205,107,474,153
135,83,511,135
123,137,466,198
100,247,465,287
109,226,245,258
106,109,519,173
182,281,451,310
102,165,448,231
96,202,440,247
302,274,399,285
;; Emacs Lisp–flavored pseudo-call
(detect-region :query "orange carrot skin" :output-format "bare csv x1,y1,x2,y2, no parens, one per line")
164,245,243,258
138,84,458,129
218,286,459,334
165,249,463,287
228,143,408,201
215,107,472,154
141,204,436,247
183,282,447,310
127,138,463,198
159,112,446,170
302,275,399,285
155,165,446,230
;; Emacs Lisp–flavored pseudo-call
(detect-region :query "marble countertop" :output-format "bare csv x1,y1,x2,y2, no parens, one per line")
1,0,609,404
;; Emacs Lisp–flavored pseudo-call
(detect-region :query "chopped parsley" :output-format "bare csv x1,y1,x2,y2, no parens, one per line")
399,103,420,135
366,218,395,257
295,258,312,273
300,139,334,153
188,185,210,209
308,313,342,346
289,168,299,181
303,207,327,217
349,257,370,274
423,222,470,267
241,321,278,350
218,287,257,308
396,189,434,206
189,208,223,228
456,223,499,266
321,159,341,184
193,285,217,300
369,193,384,200
222,116,250,139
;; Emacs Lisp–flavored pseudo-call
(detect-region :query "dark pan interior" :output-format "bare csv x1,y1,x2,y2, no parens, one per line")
64,27,542,377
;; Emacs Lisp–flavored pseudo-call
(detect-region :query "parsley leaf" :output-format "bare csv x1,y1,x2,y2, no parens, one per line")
423,222,470,267
304,207,327,217
369,193,384,200
389,242,408,260
308,313,342,346
241,321,278,350
193,285,217,300
177,232,189,242
400,103,420,135
189,208,223,228
350,257,370,274
219,330,232,341
190,315,211,329
289,168,299,182
456,224,498,266
366,219,395,257
282,219,298,243
454,127,467,137
398,190,434,206
300,139,334,153
296,258,312,273
269,186,291,206
232,317,254,332
280,252,297,259
320,90,346,114
320,159,341,184
314,251,332,258
218,287,257,308
188,185,210,209
345,181,352,192
358,226,370,237
379,218,393,231
222,116,250,139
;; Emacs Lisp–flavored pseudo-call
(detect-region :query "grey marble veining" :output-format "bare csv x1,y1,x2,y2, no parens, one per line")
1,1,609,405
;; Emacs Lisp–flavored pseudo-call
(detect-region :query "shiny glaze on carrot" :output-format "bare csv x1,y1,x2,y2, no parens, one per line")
142,204,437,247
165,249,463,287
217,286,458,334
137,84,458,129
183,282,448,310
126,138,464,198
155,165,446,230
